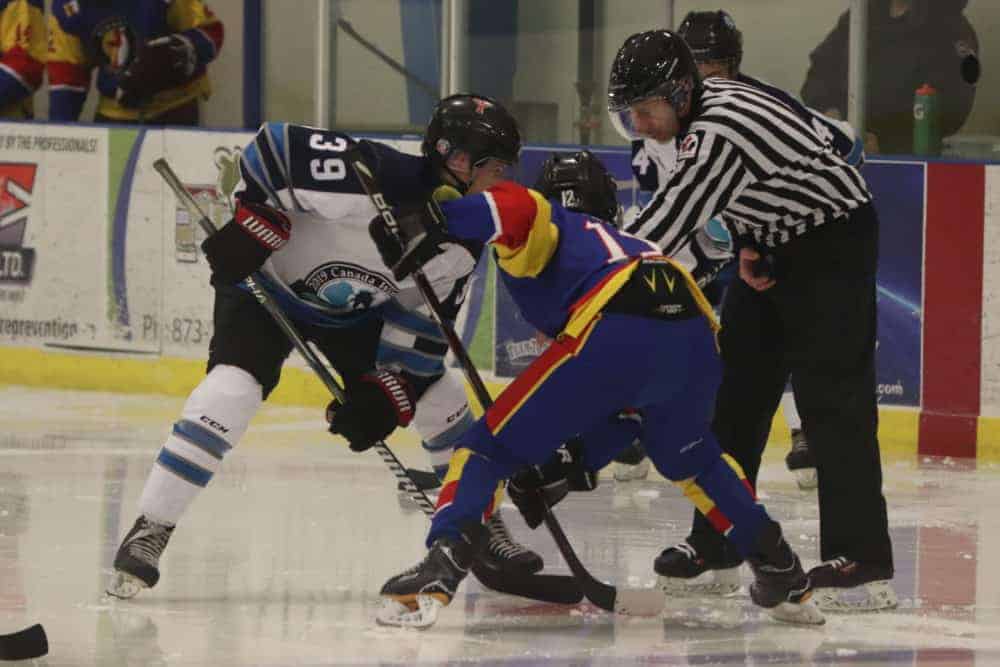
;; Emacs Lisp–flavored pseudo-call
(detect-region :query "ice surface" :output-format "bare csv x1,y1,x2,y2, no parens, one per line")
0,387,997,666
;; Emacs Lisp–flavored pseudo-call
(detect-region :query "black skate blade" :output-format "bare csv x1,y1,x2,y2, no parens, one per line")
471,563,583,605
0,623,48,660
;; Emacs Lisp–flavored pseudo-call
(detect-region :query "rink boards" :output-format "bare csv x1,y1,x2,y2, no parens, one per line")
0,121,997,458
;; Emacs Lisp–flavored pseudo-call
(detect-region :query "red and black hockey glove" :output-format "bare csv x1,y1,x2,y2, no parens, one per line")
326,370,416,452
201,201,291,286
508,437,597,529
116,34,197,108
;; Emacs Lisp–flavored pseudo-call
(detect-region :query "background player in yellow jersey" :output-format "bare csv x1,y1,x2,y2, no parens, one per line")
0,0,44,119
47,0,223,125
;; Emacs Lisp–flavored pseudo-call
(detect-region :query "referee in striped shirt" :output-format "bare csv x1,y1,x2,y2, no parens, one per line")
608,30,894,610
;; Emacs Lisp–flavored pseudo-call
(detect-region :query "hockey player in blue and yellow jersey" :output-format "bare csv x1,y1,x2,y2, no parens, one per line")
372,148,824,628
0,0,44,119
47,0,224,124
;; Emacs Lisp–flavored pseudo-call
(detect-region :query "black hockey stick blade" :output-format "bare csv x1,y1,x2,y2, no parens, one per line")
378,434,577,605
471,562,583,605
0,623,48,661
543,507,663,616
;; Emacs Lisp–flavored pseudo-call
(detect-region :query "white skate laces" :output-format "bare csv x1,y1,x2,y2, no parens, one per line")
485,513,531,560
125,522,172,565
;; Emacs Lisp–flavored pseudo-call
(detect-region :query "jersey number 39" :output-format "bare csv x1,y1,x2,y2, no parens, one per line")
309,133,348,181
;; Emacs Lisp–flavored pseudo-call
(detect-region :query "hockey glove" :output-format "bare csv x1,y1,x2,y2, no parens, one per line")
326,370,416,452
369,200,452,281
508,437,597,529
201,201,291,286
117,34,198,108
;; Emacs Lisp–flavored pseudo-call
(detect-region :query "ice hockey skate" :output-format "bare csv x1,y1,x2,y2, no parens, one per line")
377,532,479,628
785,428,817,490
808,557,897,612
106,516,175,599
612,410,649,482
478,509,544,574
655,537,743,596
612,441,651,482
747,523,825,625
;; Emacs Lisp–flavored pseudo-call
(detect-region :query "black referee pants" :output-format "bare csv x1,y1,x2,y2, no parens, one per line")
689,203,893,569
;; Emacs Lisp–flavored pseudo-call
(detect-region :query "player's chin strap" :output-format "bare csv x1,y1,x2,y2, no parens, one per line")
349,152,663,617
153,157,580,607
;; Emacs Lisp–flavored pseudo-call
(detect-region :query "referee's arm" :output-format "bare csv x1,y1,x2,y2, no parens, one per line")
624,129,753,256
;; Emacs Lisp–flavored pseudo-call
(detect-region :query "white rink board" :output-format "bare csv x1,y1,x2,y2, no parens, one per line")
0,124,111,349
0,121,423,364
982,165,1000,415
154,130,254,359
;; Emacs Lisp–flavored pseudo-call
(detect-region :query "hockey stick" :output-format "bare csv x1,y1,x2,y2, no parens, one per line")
152,158,579,605
0,624,48,660
349,155,662,616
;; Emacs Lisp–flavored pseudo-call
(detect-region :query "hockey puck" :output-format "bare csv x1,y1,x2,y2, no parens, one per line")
0,623,48,661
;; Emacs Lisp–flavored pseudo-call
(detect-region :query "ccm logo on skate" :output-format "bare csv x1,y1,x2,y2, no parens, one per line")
200,416,230,434
238,216,286,250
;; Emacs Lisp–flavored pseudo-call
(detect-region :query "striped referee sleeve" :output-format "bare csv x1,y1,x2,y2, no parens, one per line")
626,129,752,256
626,78,870,253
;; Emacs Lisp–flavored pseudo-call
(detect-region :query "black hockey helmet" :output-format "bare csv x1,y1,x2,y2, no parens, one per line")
534,151,621,226
607,30,701,140
678,10,743,72
423,94,521,185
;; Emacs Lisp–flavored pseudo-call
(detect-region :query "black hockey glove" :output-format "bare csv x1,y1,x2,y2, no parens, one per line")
116,34,197,108
326,370,416,452
201,201,291,286
369,200,452,281
508,437,597,530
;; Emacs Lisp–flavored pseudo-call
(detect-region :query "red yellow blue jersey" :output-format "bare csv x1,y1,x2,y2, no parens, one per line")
0,0,44,119
439,181,663,338
47,0,224,121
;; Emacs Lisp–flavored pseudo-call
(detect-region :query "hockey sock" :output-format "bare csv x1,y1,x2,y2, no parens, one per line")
421,410,474,482
138,365,262,525
673,453,771,558
413,369,475,482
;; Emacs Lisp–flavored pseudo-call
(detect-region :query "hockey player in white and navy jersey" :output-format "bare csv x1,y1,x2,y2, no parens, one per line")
608,30,895,612
617,11,868,489
106,95,544,599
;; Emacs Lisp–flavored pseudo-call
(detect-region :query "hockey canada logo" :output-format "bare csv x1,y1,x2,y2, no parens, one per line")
678,133,700,161
304,262,397,314
0,163,38,285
